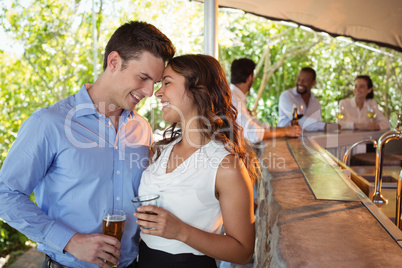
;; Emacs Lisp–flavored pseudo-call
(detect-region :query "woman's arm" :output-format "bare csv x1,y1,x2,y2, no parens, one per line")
135,154,255,264
353,122,380,130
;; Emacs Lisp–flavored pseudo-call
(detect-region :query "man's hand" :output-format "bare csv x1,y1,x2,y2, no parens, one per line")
64,233,121,267
285,125,302,137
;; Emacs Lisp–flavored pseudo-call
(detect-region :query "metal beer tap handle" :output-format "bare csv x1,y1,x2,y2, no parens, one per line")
396,169,402,229
342,139,377,165
372,113,402,205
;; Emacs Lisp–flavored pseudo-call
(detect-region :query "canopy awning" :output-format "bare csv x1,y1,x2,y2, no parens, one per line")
195,0,402,53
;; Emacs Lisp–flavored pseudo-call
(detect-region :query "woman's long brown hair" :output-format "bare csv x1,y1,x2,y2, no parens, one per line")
152,54,261,183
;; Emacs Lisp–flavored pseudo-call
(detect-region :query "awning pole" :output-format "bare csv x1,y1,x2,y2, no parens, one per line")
204,0,218,58
92,0,98,80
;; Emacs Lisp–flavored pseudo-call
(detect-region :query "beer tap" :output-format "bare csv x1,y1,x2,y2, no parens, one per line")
372,113,402,205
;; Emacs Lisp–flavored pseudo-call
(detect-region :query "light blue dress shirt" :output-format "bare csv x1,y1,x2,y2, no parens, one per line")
0,85,152,267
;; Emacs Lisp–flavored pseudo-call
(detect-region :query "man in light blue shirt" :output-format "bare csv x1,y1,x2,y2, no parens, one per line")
0,21,175,268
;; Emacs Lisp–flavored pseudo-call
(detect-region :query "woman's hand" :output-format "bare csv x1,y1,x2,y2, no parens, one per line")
134,205,187,241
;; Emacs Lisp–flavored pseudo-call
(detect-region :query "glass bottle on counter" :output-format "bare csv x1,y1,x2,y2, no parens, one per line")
291,104,299,126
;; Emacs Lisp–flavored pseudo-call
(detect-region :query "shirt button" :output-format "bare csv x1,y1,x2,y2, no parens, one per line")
116,170,120,174
116,197,120,201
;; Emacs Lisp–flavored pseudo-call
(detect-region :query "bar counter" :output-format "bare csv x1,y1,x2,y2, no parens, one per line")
254,132,402,267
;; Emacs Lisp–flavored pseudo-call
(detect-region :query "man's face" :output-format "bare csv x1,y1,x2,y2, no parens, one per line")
109,51,165,111
296,71,315,95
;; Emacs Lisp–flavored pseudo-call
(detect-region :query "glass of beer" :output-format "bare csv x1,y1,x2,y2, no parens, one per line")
102,209,126,267
131,194,160,229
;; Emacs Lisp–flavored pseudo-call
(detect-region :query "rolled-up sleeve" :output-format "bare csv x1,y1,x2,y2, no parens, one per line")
232,90,265,143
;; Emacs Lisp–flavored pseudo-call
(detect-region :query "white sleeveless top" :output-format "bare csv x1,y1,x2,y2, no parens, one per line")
138,138,231,255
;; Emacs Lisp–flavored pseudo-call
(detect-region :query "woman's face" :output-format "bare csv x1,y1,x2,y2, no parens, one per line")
155,65,197,124
353,78,372,100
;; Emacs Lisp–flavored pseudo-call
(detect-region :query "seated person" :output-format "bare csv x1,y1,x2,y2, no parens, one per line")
278,67,339,132
230,58,301,143
338,75,390,130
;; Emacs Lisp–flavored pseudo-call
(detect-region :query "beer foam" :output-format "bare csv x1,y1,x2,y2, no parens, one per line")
103,215,126,222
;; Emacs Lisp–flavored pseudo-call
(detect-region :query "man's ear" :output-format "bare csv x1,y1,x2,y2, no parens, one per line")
106,51,121,72
246,73,254,84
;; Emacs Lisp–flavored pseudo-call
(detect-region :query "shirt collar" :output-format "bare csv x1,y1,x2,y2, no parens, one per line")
74,84,135,119
230,84,247,103
74,84,98,118
351,97,358,108
122,109,136,121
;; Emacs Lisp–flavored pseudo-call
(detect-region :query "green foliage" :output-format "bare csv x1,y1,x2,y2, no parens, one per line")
0,0,104,167
217,11,402,125
308,37,402,122
0,219,30,258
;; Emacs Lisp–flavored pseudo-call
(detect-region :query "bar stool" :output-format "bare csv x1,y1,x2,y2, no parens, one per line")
351,153,402,166
350,139,402,167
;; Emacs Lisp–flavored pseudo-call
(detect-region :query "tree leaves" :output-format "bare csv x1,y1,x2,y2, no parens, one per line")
1,0,401,165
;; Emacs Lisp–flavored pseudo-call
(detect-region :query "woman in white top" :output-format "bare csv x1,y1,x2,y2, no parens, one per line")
134,54,260,267
339,75,390,130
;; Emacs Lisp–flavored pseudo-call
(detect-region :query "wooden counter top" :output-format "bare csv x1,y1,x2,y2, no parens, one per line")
254,137,402,267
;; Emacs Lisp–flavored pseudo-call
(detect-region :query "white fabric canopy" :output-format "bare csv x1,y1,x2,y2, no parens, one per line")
194,0,402,52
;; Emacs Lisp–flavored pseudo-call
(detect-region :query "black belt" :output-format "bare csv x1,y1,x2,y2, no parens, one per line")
44,255,138,268
43,255,71,268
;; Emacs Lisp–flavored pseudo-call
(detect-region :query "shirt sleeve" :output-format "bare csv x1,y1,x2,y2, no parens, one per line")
299,117,326,131
232,95,265,143
278,92,292,127
0,112,76,253
301,97,325,131
372,100,390,130
338,99,354,129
